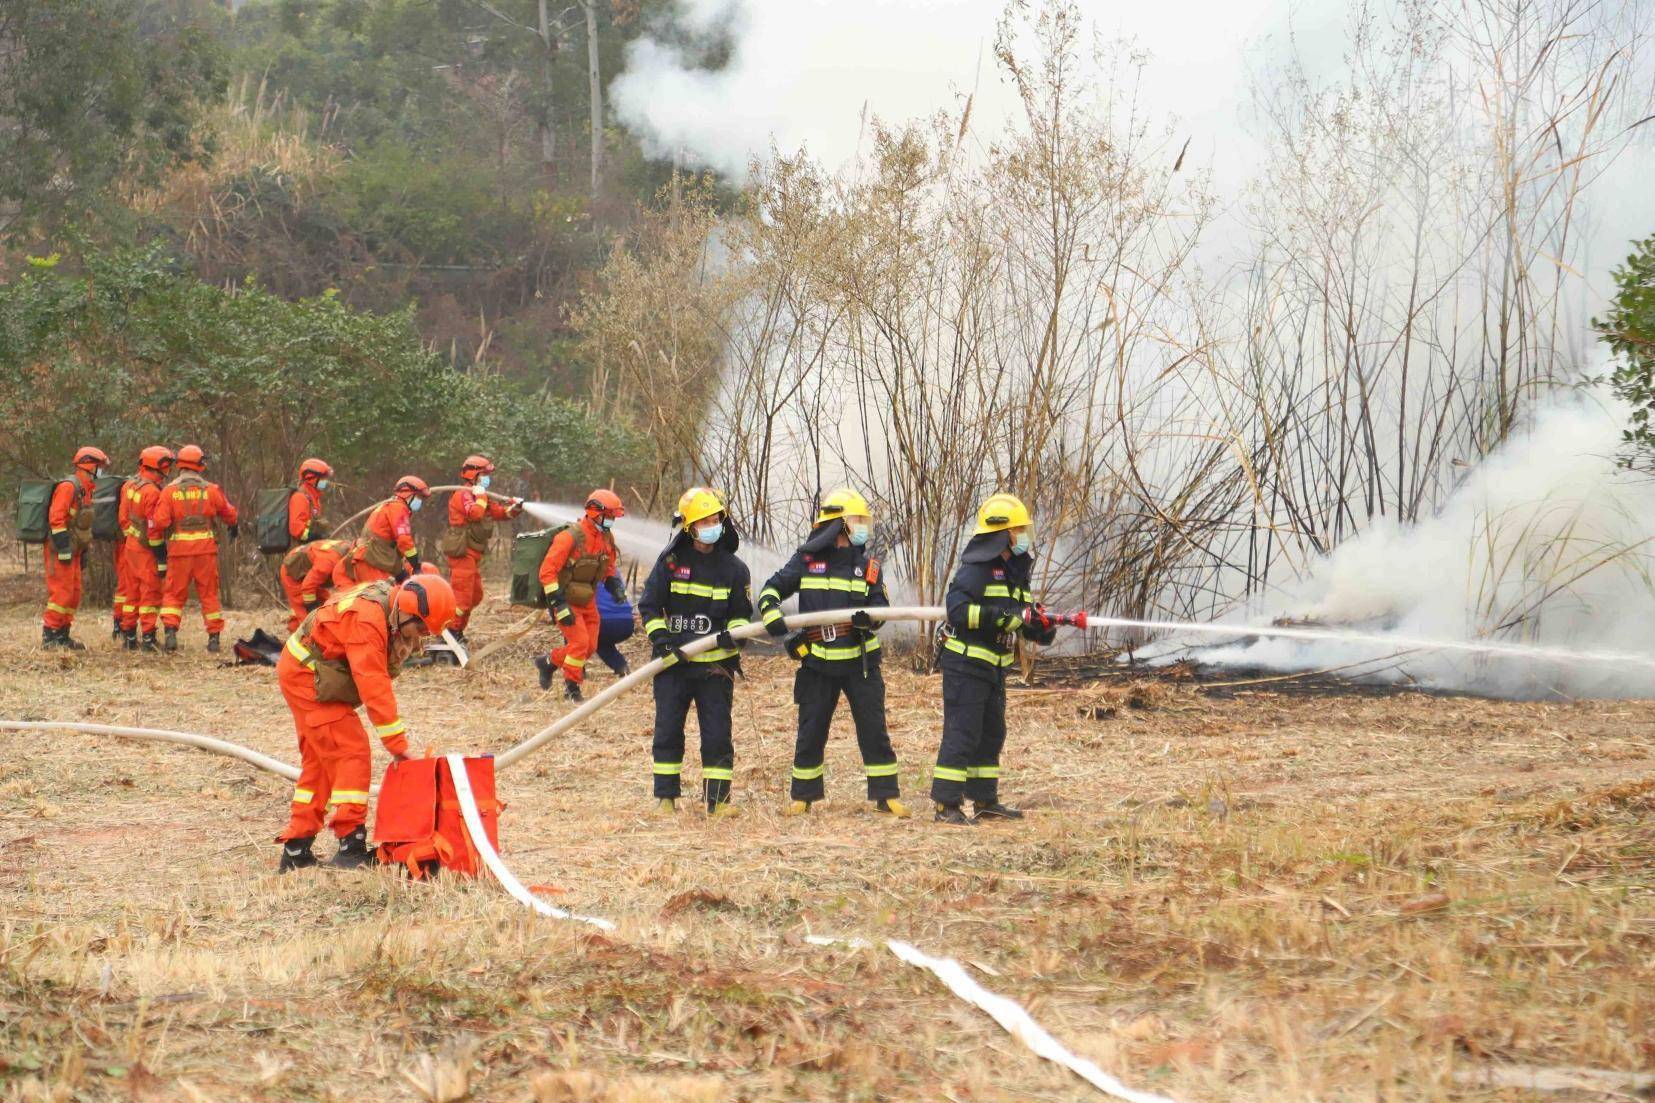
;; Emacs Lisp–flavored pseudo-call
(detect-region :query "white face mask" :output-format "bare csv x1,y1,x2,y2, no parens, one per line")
476,474,491,490
94,467,107,479
409,497,424,513
317,479,330,491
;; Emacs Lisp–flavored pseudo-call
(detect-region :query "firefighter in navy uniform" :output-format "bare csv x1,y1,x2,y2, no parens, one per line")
757,488,908,818
638,488,753,818
930,493,1057,826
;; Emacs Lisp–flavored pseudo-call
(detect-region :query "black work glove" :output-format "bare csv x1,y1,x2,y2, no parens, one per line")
50,531,71,561
603,576,626,602
851,610,875,630
151,544,168,576
715,630,738,651
227,522,240,541
302,596,321,613
551,601,575,626
651,637,687,667
785,632,810,661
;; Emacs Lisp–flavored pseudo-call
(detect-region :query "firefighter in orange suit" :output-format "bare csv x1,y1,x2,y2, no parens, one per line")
443,454,523,640
116,446,174,651
288,458,333,544
41,446,108,650
335,476,429,587
534,489,624,700
280,538,350,632
275,573,457,872
150,444,240,653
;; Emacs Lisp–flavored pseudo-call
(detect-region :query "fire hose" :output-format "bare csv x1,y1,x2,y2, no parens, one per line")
329,486,524,538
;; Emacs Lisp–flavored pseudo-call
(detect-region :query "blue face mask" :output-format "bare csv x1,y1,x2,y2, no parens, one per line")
409,497,424,513
695,522,723,545
1011,534,1030,556
599,516,614,531
476,474,491,490
317,479,330,491
847,523,871,546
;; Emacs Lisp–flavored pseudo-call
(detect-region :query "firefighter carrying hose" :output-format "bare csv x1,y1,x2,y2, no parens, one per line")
116,446,174,651
288,458,333,544
930,493,1057,826
534,489,625,700
280,537,350,633
639,488,752,817
150,445,240,654
758,488,908,818
442,454,524,641
336,476,429,586
275,572,457,872
40,446,107,650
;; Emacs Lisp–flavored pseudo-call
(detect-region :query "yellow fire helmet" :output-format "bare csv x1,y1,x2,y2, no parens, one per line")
973,492,1032,535
675,486,726,530
815,487,871,525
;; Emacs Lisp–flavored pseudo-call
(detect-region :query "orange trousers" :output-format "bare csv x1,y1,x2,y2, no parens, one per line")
43,550,83,629
447,550,485,632
160,552,224,633
276,651,373,840
112,541,133,630
550,600,601,684
119,540,164,633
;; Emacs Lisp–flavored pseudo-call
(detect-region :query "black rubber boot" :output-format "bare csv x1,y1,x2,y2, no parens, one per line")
972,801,1025,822
163,627,178,653
111,617,122,640
41,626,60,649
277,836,318,873
533,655,555,691
563,679,583,702
328,825,376,870
59,629,86,652
206,634,221,654
123,628,138,651
934,802,976,826
140,630,159,653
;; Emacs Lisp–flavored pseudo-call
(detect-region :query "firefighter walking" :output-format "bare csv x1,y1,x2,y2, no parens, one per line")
639,488,752,816
335,476,429,586
41,446,107,650
288,458,333,544
280,537,350,632
757,488,908,817
116,446,174,651
534,489,625,700
930,493,1056,826
275,573,456,872
151,445,240,653
443,455,523,641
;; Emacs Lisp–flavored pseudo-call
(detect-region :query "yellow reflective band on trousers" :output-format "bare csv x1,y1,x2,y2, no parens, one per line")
327,790,370,806
292,788,316,804
809,636,882,661
46,602,73,615
932,766,968,782
966,766,1000,778
668,580,731,599
791,764,825,780
942,637,1013,666
702,766,734,781
160,605,183,617
653,762,683,775
864,762,899,777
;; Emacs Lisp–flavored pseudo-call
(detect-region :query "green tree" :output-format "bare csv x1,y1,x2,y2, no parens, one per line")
1596,234,1655,467
0,0,223,242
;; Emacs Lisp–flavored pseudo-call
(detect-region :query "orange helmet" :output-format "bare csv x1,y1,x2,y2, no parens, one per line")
73,446,109,470
460,454,495,477
585,488,625,519
392,475,430,499
393,574,456,635
176,444,207,471
299,458,333,483
138,445,175,474
419,561,442,575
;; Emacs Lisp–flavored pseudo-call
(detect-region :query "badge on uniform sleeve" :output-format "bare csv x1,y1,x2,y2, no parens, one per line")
673,565,693,580
991,567,1006,580
806,558,827,574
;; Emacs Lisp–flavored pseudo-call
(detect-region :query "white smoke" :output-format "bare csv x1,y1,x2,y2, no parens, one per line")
1178,393,1655,698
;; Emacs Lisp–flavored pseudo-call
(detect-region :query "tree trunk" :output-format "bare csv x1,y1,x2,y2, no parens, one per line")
537,0,557,184
585,0,603,199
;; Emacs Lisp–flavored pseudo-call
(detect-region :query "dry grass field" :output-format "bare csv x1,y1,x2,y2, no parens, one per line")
1,574,1651,1101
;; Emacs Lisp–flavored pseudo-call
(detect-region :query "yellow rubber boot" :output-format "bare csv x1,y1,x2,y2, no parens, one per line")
873,798,910,819
709,802,741,819
786,800,812,817
655,798,677,815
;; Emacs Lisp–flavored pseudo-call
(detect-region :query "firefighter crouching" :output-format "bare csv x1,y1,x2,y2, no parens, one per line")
442,454,524,641
335,476,429,587
534,489,625,700
639,488,752,817
41,446,108,650
930,493,1057,826
280,537,350,633
117,446,174,651
150,445,240,653
758,488,908,818
275,573,457,872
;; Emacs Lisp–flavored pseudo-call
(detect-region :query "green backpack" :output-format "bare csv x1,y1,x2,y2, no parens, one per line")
256,487,297,555
15,479,53,543
509,525,571,608
91,474,126,542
